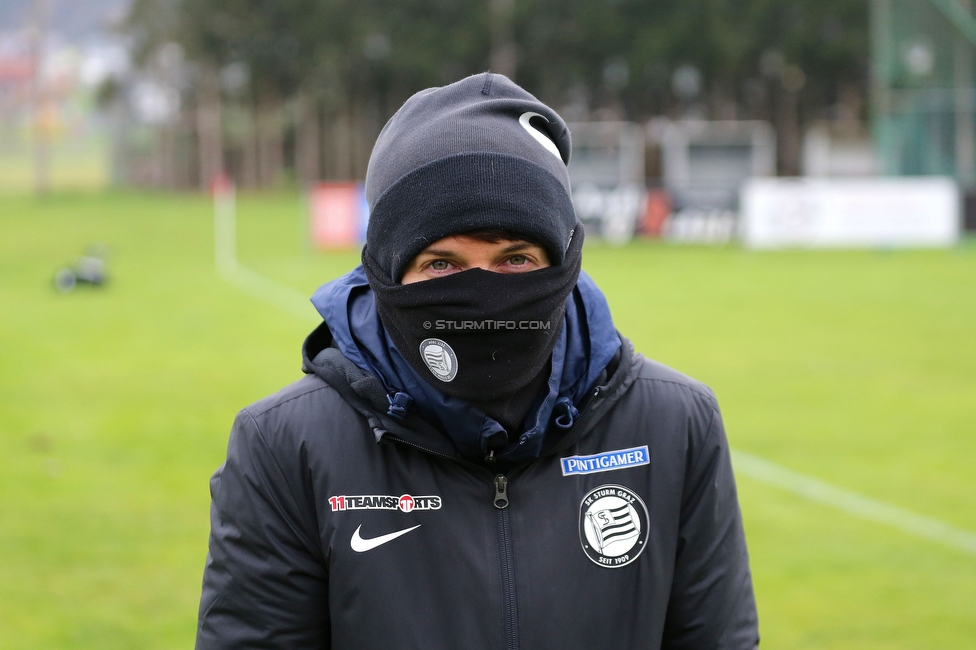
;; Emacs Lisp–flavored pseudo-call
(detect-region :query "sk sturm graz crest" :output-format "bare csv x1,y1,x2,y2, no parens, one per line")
419,338,458,382
579,485,649,568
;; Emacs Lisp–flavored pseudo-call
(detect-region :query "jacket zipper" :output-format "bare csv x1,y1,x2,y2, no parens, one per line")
491,384,604,649
386,435,521,648
493,474,509,509
388,396,618,650
383,434,489,475
576,387,600,423
483,386,604,647
493,474,518,650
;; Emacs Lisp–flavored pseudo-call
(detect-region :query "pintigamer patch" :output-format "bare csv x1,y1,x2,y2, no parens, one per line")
561,445,650,476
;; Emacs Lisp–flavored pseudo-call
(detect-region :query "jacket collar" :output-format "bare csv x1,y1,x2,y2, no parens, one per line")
306,265,622,463
302,320,639,468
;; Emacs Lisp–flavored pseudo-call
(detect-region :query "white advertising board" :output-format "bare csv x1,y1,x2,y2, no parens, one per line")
740,178,960,249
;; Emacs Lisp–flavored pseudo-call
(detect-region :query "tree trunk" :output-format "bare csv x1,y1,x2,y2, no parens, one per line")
157,123,177,188
256,89,284,186
351,98,371,180
241,101,259,188
332,105,353,181
176,108,196,189
490,0,517,78
320,109,333,181
196,65,223,189
774,86,801,176
30,0,51,195
295,89,321,187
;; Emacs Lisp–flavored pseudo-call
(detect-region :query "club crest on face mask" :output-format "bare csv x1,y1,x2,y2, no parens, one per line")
420,338,458,382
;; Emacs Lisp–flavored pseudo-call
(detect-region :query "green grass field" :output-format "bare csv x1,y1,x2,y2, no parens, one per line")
1,191,974,648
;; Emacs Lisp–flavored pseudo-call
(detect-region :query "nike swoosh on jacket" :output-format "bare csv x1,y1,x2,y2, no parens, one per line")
350,524,421,552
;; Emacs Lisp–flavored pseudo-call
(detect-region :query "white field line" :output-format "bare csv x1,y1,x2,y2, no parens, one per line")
732,449,976,557
214,196,976,558
219,263,320,321
213,187,319,322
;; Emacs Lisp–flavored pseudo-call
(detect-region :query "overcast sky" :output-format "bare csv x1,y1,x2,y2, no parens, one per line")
0,0,130,41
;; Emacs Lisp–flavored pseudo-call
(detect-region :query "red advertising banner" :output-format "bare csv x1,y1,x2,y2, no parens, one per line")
640,189,671,237
309,183,368,249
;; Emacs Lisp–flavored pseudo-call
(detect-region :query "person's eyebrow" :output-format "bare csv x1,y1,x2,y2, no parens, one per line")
417,247,461,258
498,241,534,254
416,241,535,258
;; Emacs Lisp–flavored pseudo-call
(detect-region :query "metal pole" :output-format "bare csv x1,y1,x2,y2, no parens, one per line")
870,0,895,174
955,0,976,187
29,0,50,195
929,0,976,47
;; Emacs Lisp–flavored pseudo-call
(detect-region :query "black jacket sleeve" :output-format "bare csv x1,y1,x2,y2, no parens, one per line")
661,397,760,649
196,409,329,649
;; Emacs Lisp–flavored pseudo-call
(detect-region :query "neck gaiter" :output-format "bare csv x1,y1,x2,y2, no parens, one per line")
362,231,583,418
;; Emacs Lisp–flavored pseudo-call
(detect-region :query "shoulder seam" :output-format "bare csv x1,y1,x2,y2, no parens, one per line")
244,379,339,419
634,375,716,404
633,375,721,478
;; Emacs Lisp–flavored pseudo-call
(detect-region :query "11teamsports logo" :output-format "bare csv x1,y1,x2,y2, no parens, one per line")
329,494,442,513
579,484,649,568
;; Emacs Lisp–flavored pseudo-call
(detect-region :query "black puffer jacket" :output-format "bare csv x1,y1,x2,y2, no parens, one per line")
196,323,759,649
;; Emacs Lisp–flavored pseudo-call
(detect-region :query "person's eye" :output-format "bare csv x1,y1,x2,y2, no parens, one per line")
507,255,528,266
429,260,451,271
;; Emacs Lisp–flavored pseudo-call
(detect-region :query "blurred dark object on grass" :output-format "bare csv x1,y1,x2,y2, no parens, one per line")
53,244,109,293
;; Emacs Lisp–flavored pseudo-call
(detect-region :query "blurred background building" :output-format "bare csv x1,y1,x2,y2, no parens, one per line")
2,0,974,237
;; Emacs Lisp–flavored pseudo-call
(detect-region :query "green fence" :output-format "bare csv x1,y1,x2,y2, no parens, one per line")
872,0,976,186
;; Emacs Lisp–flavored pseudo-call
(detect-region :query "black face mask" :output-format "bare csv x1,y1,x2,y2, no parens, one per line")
362,231,583,410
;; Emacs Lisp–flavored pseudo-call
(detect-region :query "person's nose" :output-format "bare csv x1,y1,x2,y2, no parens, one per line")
467,258,493,272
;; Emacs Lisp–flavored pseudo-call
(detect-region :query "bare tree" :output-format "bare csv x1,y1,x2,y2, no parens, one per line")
196,64,223,188
294,88,321,186
29,0,51,195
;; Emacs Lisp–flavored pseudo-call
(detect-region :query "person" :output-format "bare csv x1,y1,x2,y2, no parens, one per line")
196,72,759,649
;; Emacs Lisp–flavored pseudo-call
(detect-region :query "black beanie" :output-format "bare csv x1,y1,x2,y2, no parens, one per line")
364,72,577,281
